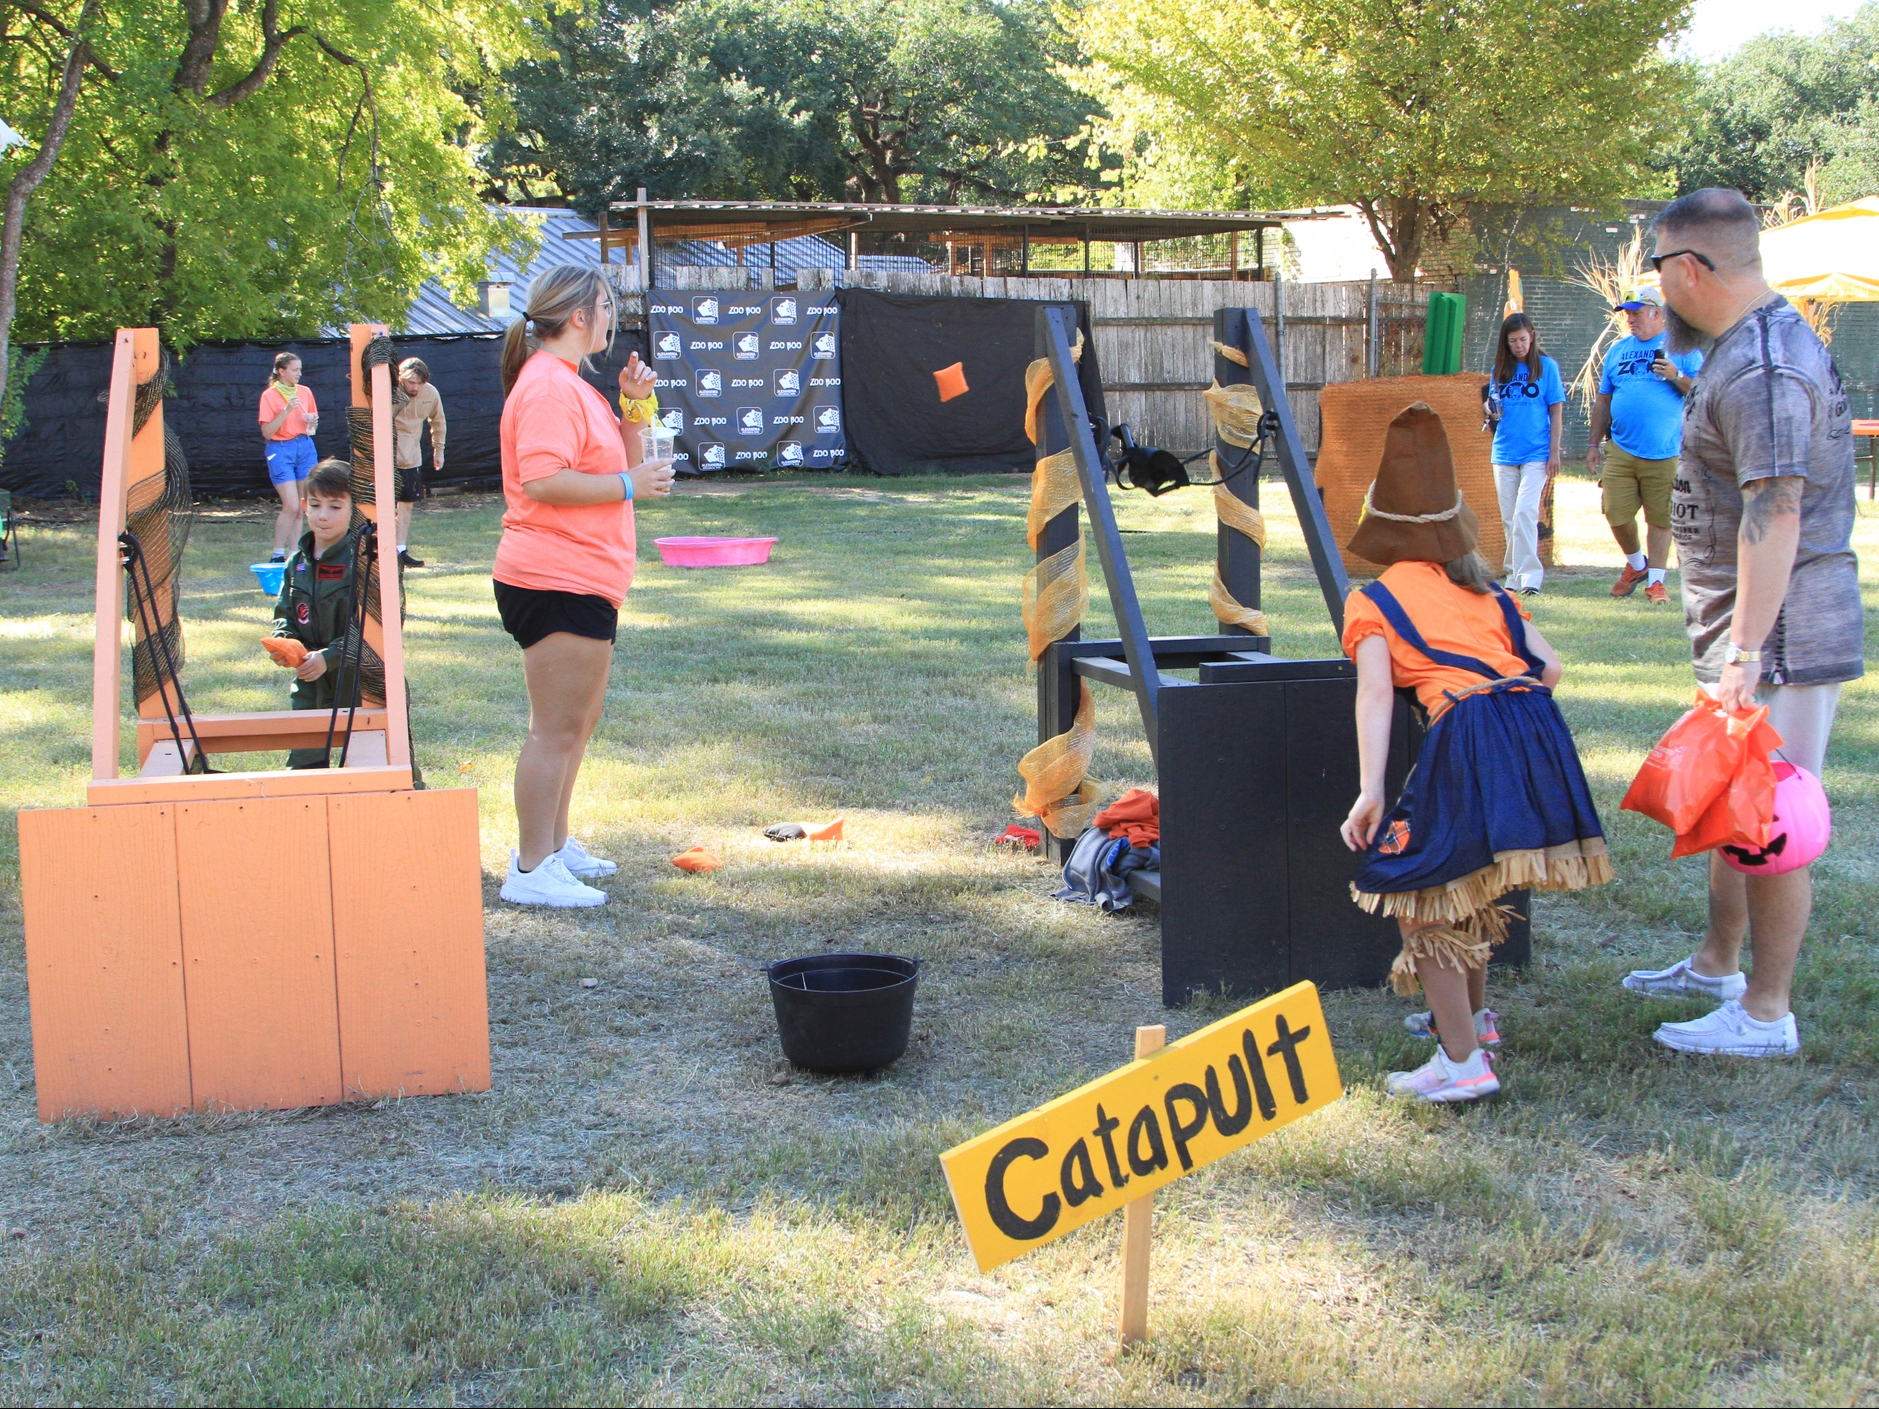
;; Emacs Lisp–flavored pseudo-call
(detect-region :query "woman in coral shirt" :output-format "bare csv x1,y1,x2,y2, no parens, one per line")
493,266,675,907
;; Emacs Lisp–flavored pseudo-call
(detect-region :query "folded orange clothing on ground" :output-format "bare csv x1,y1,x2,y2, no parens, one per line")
671,847,722,873
1093,787,1160,846
806,817,844,841
261,637,308,668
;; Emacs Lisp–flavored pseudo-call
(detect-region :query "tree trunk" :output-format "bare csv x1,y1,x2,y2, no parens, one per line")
0,6,93,433
1354,194,1425,284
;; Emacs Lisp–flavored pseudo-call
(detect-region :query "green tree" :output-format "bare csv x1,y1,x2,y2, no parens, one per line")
483,0,1108,210
1664,5,1879,204
2,0,543,347
1074,0,1691,281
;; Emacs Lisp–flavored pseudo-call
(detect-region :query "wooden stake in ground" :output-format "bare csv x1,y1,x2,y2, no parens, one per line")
1118,1023,1165,1349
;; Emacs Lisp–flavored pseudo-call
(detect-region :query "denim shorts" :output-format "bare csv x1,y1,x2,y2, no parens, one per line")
265,435,318,485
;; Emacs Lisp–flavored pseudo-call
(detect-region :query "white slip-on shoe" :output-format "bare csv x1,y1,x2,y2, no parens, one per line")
500,851,606,908
1622,956,1748,1002
1654,999,1799,1057
554,836,617,878
1386,1047,1500,1103
1404,1009,1501,1045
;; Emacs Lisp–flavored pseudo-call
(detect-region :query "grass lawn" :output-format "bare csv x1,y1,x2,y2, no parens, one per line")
0,469,1875,1405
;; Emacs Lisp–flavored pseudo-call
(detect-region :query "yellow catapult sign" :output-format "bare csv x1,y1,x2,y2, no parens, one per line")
941,983,1342,1272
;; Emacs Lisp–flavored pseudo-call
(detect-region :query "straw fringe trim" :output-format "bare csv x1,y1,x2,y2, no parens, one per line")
1352,838,1612,929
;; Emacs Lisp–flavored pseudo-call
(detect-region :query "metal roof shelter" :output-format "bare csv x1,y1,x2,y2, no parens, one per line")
573,194,1331,284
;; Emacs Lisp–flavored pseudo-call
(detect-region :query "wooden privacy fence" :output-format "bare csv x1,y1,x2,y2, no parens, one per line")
621,266,1431,459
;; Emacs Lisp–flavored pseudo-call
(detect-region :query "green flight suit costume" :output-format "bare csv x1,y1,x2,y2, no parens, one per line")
270,529,364,768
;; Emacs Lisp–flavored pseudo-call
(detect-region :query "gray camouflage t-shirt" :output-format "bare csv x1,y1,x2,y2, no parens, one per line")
1673,299,1863,685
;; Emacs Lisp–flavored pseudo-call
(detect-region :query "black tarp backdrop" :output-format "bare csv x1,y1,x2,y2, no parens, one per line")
837,289,1104,475
648,290,844,472
0,331,649,499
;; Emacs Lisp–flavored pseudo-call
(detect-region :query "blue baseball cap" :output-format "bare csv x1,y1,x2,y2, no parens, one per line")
1613,287,1665,311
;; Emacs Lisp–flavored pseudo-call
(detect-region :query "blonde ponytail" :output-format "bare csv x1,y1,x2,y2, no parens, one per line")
500,265,613,396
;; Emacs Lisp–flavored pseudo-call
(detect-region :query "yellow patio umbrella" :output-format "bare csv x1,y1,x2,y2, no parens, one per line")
1759,196,1879,301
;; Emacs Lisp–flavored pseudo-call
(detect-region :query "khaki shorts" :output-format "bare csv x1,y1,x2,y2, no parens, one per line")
1761,681,1842,778
1601,445,1677,529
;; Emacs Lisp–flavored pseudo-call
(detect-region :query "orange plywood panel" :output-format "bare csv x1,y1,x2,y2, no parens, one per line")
328,789,491,1099
173,797,343,1111
89,765,411,807
137,709,389,764
18,804,193,1121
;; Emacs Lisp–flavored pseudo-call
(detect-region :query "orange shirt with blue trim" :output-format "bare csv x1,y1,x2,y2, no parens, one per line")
1340,560,1533,716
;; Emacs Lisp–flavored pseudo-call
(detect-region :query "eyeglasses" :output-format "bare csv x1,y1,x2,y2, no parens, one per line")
1651,248,1716,273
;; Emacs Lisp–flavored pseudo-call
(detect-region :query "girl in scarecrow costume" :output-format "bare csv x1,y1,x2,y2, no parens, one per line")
1340,404,1610,1103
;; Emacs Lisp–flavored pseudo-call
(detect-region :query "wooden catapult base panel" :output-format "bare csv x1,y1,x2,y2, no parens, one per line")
16,325,490,1121
19,788,491,1120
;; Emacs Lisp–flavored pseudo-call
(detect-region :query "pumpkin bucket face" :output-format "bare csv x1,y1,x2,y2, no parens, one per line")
1719,762,1832,876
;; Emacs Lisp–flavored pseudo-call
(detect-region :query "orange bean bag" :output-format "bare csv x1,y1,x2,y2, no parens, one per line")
261,637,308,668
933,362,969,403
806,818,844,842
671,847,722,873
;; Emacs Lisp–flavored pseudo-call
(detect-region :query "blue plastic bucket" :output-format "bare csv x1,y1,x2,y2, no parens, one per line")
250,562,285,595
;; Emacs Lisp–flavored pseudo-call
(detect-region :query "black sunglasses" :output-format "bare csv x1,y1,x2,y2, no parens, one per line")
1651,248,1717,272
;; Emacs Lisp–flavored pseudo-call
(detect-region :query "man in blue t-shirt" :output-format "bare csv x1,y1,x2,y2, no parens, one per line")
1587,287,1703,604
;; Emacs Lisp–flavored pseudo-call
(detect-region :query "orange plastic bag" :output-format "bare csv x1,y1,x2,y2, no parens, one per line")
1621,694,1767,833
1671,715,1784,858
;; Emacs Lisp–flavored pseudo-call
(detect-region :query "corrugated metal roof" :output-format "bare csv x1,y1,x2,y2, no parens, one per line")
399,279,505,336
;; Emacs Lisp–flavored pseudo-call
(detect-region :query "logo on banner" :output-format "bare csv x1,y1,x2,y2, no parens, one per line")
776,441,804,467
772,297,798,325
812,331,837,360
692,296,720,325
659,408,684,433
654,331,681,359
696,369,723,398
773,368,801,397
734,332,759,360
814,405,841,434
736,406,764,437
698,442,727,471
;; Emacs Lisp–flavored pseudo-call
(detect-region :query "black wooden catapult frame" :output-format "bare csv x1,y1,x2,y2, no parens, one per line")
1031,303,1528,1006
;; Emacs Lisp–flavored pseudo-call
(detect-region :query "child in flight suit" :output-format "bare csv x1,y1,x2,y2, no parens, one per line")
266,459,364,768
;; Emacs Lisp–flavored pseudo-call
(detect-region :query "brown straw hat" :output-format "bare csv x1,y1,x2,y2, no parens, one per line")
1345,402,1479,566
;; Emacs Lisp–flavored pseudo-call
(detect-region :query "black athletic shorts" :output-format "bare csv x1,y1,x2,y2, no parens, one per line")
493,580,618,649
396,463,423,503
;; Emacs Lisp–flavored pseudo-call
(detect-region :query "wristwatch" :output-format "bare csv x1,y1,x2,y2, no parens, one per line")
1724,643,1762,667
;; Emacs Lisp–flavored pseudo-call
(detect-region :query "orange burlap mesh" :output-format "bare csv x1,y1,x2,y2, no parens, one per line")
1023,328,1085,446
1028,448,1080,550
1023,537,1089,661
1314,374,1537,576
1210,340,1249,368
1202,381,1264,448
1210,566,1270,634
1013,680,1103,838
1213,481,1266,550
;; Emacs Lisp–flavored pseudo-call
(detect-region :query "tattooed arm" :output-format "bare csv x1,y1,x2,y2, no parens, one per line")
1717,475,1804,710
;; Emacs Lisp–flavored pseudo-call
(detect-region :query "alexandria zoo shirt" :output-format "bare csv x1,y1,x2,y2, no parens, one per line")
1672,299,1863,687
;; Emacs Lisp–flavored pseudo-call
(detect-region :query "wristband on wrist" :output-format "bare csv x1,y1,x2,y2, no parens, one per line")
619,471,634,502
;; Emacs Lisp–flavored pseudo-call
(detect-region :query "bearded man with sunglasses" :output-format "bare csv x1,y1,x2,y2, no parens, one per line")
1621,188,1862,1058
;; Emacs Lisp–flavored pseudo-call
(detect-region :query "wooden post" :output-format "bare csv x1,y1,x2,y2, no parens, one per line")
90,328,143,780
1118,1023,1166,1350
369,346,410,768
1229,230,1240,282
636,187,651,291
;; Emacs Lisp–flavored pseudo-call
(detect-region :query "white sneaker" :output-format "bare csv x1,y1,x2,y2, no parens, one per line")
1405,1009,1501,1045
1654,999,1799,1057
1386,1047,1500,1103
500,851,606,907
1622,956,1747,1002
554,836,617,877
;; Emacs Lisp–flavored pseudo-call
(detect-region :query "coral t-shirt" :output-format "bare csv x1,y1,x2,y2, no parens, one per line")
258,383,316,441
494,350,635,607
1341,560,1533,716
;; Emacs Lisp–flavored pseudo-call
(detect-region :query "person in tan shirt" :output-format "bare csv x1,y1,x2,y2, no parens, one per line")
394,357,446,567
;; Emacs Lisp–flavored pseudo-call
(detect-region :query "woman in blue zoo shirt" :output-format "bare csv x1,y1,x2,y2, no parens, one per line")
1488,313,1564,595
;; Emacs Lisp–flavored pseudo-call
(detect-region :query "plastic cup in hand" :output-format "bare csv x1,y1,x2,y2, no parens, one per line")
640,427,675,464
304,412,318,436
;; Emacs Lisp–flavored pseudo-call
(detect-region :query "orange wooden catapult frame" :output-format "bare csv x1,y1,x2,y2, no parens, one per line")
15,325,491,1121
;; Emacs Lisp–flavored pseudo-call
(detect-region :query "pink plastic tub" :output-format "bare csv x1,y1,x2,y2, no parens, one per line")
654,536,779,568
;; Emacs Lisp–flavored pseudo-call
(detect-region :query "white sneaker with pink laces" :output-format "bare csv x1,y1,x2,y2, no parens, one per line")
1386,1047,1500,1103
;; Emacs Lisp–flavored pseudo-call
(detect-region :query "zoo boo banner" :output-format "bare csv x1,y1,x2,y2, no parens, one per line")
648,293,844,472
940,983,1342,1272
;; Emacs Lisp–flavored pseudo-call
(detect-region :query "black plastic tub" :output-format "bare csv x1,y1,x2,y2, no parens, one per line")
766,953,921,1073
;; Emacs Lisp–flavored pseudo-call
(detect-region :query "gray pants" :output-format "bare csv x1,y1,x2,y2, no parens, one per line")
1759,681,1842,778
1494,460,1547,590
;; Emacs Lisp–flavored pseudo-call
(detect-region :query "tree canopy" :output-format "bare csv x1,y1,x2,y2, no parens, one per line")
482,0,1109,211
1073,0,1690,280
0,0,542,344
1662,4,1879,204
